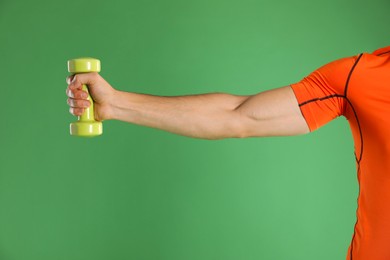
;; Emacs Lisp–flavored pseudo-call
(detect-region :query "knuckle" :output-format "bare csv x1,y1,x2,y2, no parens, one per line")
77,99,84,107
76,99,80,107
77,108,84,115
77,91,87,99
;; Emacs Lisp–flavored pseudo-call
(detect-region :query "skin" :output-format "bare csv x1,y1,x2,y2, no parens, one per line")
66,73,310,140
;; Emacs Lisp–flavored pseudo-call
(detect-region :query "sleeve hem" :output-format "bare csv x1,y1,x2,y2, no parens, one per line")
290,83,318,132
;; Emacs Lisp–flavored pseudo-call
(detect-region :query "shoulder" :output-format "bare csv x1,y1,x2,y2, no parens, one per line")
304,54,362,94
371,46,390,56
315,54,361,77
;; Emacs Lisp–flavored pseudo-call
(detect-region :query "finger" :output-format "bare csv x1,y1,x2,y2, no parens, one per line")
69,107,85,116
67,98,90,108
66,88,89,99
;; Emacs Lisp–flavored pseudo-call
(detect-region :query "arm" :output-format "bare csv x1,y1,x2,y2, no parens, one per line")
66,73,309,140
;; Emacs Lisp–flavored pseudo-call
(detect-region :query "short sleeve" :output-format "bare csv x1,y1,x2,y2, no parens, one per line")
290,55,359,132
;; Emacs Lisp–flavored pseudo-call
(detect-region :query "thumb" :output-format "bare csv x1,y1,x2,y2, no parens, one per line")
68,72,100,91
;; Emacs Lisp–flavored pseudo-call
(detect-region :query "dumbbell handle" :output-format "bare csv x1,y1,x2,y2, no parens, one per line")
79,84,95,121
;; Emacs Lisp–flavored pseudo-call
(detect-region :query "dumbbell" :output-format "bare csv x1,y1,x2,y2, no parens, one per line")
67,58,103,137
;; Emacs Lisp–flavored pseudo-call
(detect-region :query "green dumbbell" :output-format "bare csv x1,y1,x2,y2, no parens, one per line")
67,57,103,137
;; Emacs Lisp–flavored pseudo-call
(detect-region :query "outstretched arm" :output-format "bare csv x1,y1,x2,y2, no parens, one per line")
66,73,309,140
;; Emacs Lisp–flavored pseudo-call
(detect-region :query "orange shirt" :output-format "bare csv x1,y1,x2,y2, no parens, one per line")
291,46,390,260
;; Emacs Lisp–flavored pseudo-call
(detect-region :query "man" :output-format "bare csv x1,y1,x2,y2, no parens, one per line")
66,46,390,260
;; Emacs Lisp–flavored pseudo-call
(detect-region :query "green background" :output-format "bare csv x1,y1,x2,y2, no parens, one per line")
0,0,388,259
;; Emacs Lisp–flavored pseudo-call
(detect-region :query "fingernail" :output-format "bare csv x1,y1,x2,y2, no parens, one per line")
71,75,77,84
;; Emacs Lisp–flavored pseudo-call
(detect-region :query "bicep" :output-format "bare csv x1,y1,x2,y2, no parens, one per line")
233,55,357,138
234,86,310,137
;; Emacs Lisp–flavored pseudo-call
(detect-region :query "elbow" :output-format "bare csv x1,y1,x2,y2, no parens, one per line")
235,127,253,139
228,118,253,139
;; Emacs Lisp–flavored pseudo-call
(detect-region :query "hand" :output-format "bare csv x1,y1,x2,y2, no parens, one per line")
66,72,116,121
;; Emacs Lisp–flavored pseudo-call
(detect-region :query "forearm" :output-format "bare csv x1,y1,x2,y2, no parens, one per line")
110,90,250,139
